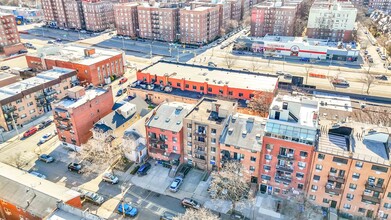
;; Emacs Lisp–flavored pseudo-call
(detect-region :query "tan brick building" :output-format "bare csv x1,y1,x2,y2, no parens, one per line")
114,2,139,38
0,13,24,56
250,1,299,37
82,0,114,32
137,3,179,42
53,86,114,146
0,68,76,131
183,98,237,171
179,6,220,45
307,121,391,219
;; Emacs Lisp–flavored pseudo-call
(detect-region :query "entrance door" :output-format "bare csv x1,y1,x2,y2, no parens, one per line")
330,200,337,208
275,111,280,120
366,210,373,218
260,184,267,194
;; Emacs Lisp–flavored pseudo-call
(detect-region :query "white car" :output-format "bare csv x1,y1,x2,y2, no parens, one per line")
102,173,119,184
124,36,131,40
37,133,53,145
30,171,47,179
80,30,87,34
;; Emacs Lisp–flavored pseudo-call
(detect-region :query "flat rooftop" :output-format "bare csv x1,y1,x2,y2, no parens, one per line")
0,67,75,103
147,102,194,132
220,113,266,152
33,45,122,66
185,98,236,125
0,72,17,80
271,95,319,129
311,0,356,10
313,91,352,112
254,1,298,9
239,35,358,50
54,87,108,109
142,61,278,92
318,120,391,166
0,162,80,218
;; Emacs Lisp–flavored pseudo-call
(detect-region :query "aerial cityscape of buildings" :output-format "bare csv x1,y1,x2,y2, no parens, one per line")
0,0,390,219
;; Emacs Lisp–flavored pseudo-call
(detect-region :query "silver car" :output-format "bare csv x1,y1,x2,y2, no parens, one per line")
102,173,119,184
84,192,105,205
169,177,183,192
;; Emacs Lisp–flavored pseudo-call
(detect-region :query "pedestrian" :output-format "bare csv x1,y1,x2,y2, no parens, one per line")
20,124,23,128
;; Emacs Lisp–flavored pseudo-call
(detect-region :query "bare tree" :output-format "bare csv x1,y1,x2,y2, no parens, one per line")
233,41,246,51
241,15,251,27
9,152,25,169
226,20,239,33
294,18,306,37
209,161,251,216
352,107,391,126
173,208,219,220
250,56,262,72
248,91,272,117
224,51,236,68
361,63,376,94
281,194,321,220
304,66,312,84
70,130,124,175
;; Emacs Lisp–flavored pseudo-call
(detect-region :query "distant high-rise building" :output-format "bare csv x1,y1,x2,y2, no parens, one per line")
307,0,357,42
0,13,24,56
82,0,115,32
114,2,139,38
368,0,391,15
250,1,300,37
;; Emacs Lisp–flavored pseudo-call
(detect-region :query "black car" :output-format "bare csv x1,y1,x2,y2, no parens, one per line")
375,75,388,81
0,66,10,70
18,49,28,54
68,162,82,173
137,162,151,176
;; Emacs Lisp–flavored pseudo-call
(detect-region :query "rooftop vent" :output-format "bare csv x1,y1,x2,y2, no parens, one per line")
256,134,261,139
242,130,247,136
154,116,159,120
176,121,181,125
228,128,234,134
165,118,170,122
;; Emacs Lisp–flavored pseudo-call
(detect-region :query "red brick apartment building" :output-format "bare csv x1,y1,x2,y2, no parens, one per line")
136,61,278,101
0,162,82,220
259,95,319,195
0,13,24,56
145,102,194,165
82,0,115,32
179,5,220,45
250,1,299,37
137,3,179,42
307,121,391,219
26,45,125,86
114,2,139,38
52,86,113,146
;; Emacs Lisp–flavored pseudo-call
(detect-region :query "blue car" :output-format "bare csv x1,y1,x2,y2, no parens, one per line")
137,162,151,176
117,203,138,217
116,89,123,96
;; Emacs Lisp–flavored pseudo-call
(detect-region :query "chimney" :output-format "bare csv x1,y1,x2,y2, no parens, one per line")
84,48,95,57
67,86,86,99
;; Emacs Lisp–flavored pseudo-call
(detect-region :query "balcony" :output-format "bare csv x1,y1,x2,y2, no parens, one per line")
44,89,57,96
277,154,295,161
276,165,294,173
149,137,165,144
192,156,207,164
35,94,45,100
2,106,16,113
54,115,70,121
328,175,345,184
325,185,342,195
193,131,206,137
149,147,166,155
57,124,71,131
194,149,206,156
362,195,380,204
365,182,384,193
275,175,292,184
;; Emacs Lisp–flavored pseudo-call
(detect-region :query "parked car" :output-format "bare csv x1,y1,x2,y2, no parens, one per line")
39,154,54,163
381,55,387,60
55,38,62,42
181,198,201,209
284,73,293,79
208,62,217,67
169,177,183,192
375,75,388,80
47,40,54,44
116,89,123,96
18,49,28,54
43,119,53,127
30,171,47,179
147,84,155,90
332,78,350,87
376,47,381,52
84,192,105,205
102,173,119,184
0,66,10,70
117,203,138,217
276,71,285,76
23,127,38,137
364,50,368,55
368,57,374,63
68,162,82,173
130,81,139,88
37,133,53,145
160,211,176,220
80,30,87,34
119,77,128,84
137,162,151,176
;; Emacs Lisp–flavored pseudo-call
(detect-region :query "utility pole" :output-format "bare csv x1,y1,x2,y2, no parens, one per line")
10,113,19,138
120,182,132,218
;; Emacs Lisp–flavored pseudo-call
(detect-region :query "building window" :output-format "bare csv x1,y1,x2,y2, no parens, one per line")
211,138,216,144
346,193,354,201
20,114,27,119
29,109,35,114
177,83,181,87
187,123,192,128
264,165,271,171
296,173,304,179
261,175,271,180
349,183,357,190
228,91,233,96
355,161,363,168
200,86,204,91
250,156,256,162
358,208,366,213
27,102,33,106
298,162,306,168
309,195,316,200
318,154,325,160
333,157,348,164
18,106,24,111
172,137,177,143
388,192,391,198
211,147,216,153
313,175,320,181
343,204,351,210
315,164,322,171
384,203,391,209
208,87,212,92
185,84,189,88
352,173,360,179
239,93,243,97
311,185,318,191
250,166,255,172
192,85,197,90
300,151,308,157
298,184,304,190
322,198,329,204
16,99,22,104
211,128,216,134
265,155,272,160
372,165,388,173
330,167,337,173
266,144,273,151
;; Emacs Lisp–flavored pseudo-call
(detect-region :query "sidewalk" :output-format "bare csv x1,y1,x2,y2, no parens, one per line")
0,111,53,145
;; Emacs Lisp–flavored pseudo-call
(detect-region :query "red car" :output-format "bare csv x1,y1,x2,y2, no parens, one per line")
119,77,128,84
23,127,38,137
